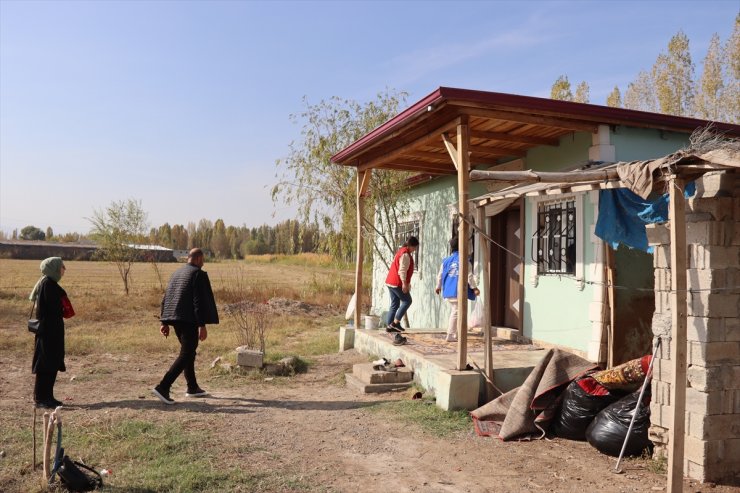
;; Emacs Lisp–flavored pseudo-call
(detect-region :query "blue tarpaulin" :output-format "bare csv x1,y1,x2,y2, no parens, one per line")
595,182,696,252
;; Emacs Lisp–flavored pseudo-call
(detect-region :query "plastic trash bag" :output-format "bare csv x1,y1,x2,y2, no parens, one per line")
552,378,621,441
468,301,483,328
585,390,652,457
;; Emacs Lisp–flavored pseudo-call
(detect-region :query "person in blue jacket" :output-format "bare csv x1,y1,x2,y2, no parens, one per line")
435,237,479,342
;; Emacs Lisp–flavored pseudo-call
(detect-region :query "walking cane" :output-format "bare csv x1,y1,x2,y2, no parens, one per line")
32,406,37,470
613,336,661,474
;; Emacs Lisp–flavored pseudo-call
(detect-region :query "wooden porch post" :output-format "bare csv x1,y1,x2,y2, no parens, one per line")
667,176,687,493
456,116,470,370
354,169,371,329
476,206,493,391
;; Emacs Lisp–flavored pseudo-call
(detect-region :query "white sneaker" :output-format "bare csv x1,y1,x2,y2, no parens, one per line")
445,336,458,342
185,388,209,398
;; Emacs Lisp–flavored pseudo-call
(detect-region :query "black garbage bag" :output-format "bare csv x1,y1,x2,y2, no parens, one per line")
585,390,652,457
552,378,621,441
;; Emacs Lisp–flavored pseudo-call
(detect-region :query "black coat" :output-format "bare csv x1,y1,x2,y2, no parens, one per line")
32,277,66,374
160,264,219,326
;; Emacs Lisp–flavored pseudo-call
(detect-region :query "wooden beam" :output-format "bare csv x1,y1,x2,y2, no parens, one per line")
470,129,560,147
403,149,452,162
476,206,493,398
469,144,527,158
354,169,370,329
381,159,456,174
456,116,470,371
458,106,598,133
667,176,687,493
606,245,616,368
441,133,459,170
358,117,461,171
470,168,619,183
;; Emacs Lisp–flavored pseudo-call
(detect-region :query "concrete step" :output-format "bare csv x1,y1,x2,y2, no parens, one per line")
352,363,413,384
494,327,521,342
345,373,415,394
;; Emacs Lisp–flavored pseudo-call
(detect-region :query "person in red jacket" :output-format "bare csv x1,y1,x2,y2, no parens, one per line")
384,236,419,345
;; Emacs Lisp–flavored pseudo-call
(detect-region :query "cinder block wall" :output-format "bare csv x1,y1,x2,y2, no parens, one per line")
647,171,740,484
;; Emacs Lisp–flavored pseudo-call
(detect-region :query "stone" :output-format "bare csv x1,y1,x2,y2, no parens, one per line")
339,325,355,351
236,347,264,368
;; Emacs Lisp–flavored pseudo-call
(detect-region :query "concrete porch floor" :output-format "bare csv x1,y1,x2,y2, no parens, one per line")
339,326,546,411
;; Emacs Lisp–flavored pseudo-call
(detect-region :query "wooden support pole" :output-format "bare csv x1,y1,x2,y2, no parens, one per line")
470,168,619,184
476,206,493,395
456,116,470,371
606,244,616,368
353,169,370,329
667,176,687,493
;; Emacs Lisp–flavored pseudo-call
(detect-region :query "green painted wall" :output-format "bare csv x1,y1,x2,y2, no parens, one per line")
611,126,690,161
368,125,693,354
370,176,487,328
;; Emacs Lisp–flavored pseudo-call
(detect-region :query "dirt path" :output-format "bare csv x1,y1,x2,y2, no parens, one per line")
1,349,734,493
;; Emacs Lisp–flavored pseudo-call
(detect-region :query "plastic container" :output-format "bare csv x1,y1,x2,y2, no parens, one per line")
364,315,380,330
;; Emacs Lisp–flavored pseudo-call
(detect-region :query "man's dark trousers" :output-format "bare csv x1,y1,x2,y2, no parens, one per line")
159,322,200,392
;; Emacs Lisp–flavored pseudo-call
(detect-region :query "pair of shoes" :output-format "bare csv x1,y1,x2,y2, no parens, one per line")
152,386,176,405
373,363,397,372
445,336,458,342
385,321,405,333
392,333,408,346
185,388,209,398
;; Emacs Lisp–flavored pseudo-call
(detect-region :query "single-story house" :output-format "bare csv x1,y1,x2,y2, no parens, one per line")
331,87,740,485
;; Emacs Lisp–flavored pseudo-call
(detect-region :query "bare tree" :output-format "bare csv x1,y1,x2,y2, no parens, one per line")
88,198,149,295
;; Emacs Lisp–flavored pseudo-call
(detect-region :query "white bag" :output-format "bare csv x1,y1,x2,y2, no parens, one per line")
468,300,483,328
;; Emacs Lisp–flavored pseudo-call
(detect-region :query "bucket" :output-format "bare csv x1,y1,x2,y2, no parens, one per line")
364,315,380,330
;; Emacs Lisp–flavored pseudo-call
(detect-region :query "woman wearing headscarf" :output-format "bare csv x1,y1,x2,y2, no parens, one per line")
29,257,71,408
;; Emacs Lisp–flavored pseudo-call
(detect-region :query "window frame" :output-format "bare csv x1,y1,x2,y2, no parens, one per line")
394,211,424,277
530,194,583,279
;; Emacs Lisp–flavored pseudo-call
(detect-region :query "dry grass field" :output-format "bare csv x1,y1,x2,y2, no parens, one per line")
0,257,730,492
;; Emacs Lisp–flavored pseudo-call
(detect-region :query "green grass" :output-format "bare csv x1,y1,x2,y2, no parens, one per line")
0,418,317,492
367,400,472,438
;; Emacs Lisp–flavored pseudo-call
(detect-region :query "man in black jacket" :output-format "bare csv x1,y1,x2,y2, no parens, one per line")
152,248,219,404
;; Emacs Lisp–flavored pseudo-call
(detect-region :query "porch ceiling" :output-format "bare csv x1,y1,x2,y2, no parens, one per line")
331,87,740,176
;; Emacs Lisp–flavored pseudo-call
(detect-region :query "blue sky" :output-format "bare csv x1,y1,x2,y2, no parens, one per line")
1,0,737,235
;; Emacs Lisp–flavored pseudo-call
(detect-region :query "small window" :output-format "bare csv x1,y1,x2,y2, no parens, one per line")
534,200,576,275
395,219,420,271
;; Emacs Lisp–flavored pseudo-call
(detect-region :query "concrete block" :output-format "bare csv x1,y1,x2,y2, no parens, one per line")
654,245,671,269
695,171,733,199
725,389,740,414
686,460,707,483
687,197,733,221
689,341,740,366
685,387,724,415
236,347,264,368
653,380,672,406
704,460,740,484
345,373,414,394
689,244,739,269
688,292,739,318
646,224,669,245
352,363,413,384
648,423,669,445
687,268,727,290
686,220,731,246
435,370,482,411
687,316,725,343
654,290,671,315
494,327,521,341
339,326,355,352
735,197,740,221
726,317,740,342
687,413,740,440
649,402,672,429
654,268,671,293
686,364,724,392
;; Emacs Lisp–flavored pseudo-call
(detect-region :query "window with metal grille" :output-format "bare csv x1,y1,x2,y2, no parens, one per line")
395,220,420,271
534,200,576,275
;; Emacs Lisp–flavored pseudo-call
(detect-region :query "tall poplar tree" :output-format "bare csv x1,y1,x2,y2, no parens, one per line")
550,75,574,101
694,33,724,120
652,31,695,116
606,86,622,108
